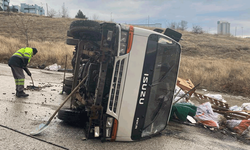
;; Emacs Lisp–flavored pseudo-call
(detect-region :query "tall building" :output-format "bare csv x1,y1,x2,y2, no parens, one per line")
217,21,230,35
0,0,10,11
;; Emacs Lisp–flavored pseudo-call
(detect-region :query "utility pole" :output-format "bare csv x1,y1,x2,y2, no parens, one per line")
46,3,48,16
111,12,112,22
242,27,243,37
148,15,149,27
235,27,237,37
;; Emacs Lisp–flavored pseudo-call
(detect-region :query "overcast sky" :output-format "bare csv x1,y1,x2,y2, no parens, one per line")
9,0,250,37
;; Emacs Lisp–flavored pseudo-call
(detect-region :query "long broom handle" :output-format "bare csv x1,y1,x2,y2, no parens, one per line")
47,75,87,124
63,55,67,87
30,76,34,87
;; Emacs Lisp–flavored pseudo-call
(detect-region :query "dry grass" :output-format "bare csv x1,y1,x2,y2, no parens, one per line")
178,56,250,96
0,12,250,96
0,35,74,68
0,11,77,42
179,30,250,62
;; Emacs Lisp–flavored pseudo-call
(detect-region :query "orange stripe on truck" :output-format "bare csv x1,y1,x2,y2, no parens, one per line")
111,119,118,141
126,26,134,53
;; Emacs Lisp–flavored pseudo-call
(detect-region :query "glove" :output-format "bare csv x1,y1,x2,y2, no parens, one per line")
23,67,32,76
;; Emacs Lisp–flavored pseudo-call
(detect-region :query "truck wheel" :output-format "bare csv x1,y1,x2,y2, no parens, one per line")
66,38,79,45
64,76,73,86
58,108,87,124
67,30,73,37
69,20,101,40
63,85,71,95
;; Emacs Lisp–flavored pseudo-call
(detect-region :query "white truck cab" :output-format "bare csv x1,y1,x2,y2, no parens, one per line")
60,20,182,142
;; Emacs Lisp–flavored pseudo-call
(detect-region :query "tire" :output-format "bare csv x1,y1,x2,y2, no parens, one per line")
69,20,101,40
64,76,73,86
58,108,88,124
63,85,71,95
66,38,79,45
67,30,73,37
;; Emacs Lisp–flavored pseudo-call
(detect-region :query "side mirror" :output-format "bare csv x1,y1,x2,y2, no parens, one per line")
164,28,182,42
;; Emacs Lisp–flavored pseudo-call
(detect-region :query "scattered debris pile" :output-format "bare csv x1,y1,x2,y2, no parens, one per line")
25,83,53,91
171,77,250,140
44,63,61,71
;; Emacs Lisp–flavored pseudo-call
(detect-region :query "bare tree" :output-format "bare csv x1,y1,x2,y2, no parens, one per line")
12,15,33,46
92,14,99,20
167,22,177,30
48,8,57,18
57,9,61,18
178,20,188,31
6,6,11,15
192,25,203,34
61,3,69,18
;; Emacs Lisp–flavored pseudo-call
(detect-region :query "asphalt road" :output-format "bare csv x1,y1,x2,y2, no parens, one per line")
0,63,250,150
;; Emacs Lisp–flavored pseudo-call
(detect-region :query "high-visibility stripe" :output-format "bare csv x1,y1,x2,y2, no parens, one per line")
15,79,25,85
14,52,24,58
16,82,24,85
15,79,24,81
13,47,33,63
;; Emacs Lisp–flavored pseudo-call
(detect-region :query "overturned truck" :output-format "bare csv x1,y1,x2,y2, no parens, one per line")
59,20,182,141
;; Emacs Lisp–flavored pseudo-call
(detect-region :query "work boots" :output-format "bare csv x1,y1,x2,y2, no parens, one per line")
16,91,29,97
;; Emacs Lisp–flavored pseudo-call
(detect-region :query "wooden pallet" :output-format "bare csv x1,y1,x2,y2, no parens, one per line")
193,92,229,109
193,92,250,120
212,105,250,120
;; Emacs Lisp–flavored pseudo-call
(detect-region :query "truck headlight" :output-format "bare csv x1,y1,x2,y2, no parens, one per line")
121,31,128,43
106,117,114,138
106,117,114,127
120,43,127,55
95,126,100,137
119,25,134,56
106,128,111,137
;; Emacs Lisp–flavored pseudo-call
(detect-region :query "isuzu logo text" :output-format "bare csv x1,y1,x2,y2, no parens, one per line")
139,73,149,105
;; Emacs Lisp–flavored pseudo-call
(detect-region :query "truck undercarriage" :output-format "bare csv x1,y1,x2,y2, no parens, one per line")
59,20,119,140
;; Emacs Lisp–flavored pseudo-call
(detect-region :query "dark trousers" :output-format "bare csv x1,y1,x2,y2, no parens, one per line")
10,65,25,92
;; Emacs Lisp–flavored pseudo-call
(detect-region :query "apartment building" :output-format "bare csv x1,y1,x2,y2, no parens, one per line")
0,0,10,11
217,21,230,35
9,3,45,15
20,3,45,15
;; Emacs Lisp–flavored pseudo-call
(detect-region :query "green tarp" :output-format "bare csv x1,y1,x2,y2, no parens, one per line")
170,103,197,121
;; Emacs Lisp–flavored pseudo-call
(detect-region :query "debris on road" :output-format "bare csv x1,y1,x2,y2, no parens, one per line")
44,63,61,71
25,83,53,91
171,103,197,122
226,120,250,135
171,77,250,140
195,102,224,128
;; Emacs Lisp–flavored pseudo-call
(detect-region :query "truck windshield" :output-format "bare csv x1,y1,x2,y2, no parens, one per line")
142,36,181,137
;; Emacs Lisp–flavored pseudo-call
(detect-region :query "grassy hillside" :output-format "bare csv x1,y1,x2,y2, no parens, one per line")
1,12,250,97
0,11,75,42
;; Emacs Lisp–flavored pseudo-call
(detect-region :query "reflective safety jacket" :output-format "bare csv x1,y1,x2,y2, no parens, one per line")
8,47,34,68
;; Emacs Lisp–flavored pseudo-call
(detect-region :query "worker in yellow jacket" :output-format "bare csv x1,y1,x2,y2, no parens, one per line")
8,47,38,97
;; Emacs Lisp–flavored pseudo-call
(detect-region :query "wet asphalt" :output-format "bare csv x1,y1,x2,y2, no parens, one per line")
0,63,250,150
